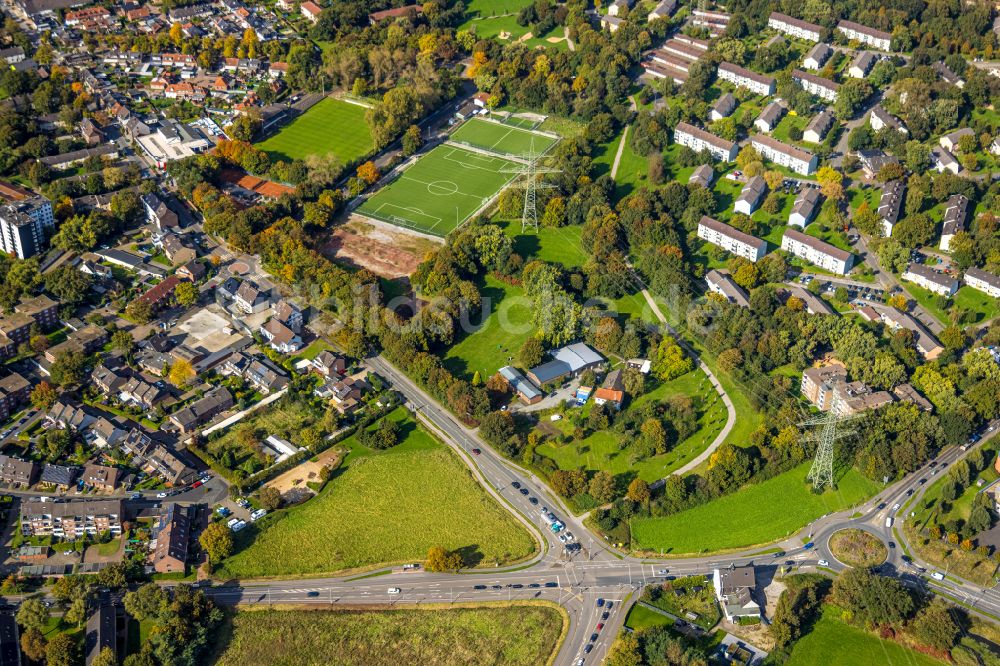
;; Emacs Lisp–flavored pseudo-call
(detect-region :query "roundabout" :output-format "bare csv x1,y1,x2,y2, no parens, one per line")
828,528,889,568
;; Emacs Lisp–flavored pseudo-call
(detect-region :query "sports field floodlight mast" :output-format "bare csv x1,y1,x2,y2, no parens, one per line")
500,141,560,233
798,411,862,491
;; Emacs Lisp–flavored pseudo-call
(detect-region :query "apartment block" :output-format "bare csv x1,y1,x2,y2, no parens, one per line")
697,216,768,262
673,122,738,162
767,12,822,42
792,69,839,101
20,499,123,539
964,267,1000,298
939,194,969,252
751,134,818,175
781,228,853,274
717,62,776,96
902,262,959,297
837,20,892,51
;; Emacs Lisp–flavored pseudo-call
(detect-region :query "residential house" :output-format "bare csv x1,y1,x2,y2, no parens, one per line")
734,175,767,215
319,377,369,414
877,307,945,359
168,387,233,433
161,234,196,265
499,366,543,404
311,350,347,378
858,150,899,179
272,300,303,332
45,400,95,431
261,318,302,353
878,180,905,237
939,194,969,251
932,147,959,175
92,364,128,395
784,284,836,315
803,109,834,143
767,12,822,42
788,187,822,227
0,372,30,420
781,229,853,274
717,62,776,96
848,51,876,78
837,20,892,51
673,122,738,162
713,565,760,621
902,263,958,297
689,164,714,188
234,281,269,314
697,216,768,262
151,503,192,573
705,269,750,307
647,0,677,21
45,325,109,364
754,102,784,133
20,499,123,538
300,0,321,22
176,260,206,282
933,61,964,88
81,464,122,492
870,105,907,134
600,14,623,32
709,93,737,121
751,134,818,175
803,42,832,70
792,69,839,101
39,464,78,491
119,428,196,485
607,0,633,16
137,275,182,311
593,369,625,410
0,455,38,487
964,267,1000,298
118,377,166,411
940,127,974,152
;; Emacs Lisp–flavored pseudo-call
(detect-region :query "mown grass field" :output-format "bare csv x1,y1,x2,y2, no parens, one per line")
442,276,533,381
787,606,944,666
213,604,565,666
458,0,569,49
450,117,557,156
218,409,534,577
256,97,373,164
623,604,673,631
630,462,881,554
498,219,588,267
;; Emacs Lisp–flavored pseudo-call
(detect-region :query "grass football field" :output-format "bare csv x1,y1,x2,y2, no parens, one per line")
358,144,518,236
630,461,881,554
214,605,565,666
256,97,373,164
450,117,557,156
218,409,535,578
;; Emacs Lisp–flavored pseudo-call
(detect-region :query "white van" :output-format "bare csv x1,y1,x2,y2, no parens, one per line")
885,517,893,528
931,572,945,581
387,587,401,594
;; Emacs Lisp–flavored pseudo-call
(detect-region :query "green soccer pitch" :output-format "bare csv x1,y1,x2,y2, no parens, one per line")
255,97,374,164
449,117,557,156
357,144,520,237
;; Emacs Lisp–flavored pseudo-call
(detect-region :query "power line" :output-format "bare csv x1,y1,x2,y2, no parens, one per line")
500,140,560,233
799,411,862,490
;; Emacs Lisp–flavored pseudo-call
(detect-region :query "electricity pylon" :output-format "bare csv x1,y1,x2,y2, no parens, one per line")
799,411,861,491
500,142,560,233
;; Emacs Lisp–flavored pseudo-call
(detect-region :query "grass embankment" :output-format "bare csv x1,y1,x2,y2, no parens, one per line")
212,604,566,666
218,409,535,578
630,462,880,555
828,529,887,568
787,606,944,666
903,521,998,587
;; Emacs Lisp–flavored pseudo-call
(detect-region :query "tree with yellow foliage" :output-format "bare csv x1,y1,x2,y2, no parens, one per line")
169,359,196,389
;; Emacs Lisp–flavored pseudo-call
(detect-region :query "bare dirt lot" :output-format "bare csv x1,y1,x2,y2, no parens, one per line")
322,217,439,279
264,446,344,495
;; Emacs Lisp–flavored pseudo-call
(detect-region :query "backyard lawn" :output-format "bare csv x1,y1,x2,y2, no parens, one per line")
256,97,373,164
214,605,565,666
630,462,881,554
787,606,943,666
218,409,535,577
624,604,673,631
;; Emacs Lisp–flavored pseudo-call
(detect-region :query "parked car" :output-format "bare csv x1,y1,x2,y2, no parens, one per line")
250,509,267,522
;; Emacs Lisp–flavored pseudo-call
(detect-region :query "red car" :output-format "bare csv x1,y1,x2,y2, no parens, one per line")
191,481,203,489
471,448,481,455
596,623,604,631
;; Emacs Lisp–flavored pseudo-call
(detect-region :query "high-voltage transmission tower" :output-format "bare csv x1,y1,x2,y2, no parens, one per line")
500,142,560,233
799,411,860,491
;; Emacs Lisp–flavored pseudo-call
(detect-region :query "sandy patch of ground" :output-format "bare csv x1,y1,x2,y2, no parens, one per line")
322,217,439,278
546,36,565,43
265,447,344,495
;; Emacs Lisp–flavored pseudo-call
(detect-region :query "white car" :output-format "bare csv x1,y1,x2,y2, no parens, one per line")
817,559,829,566
156,492,168,498
227,518,239,529
250,509,267,522
387,588,401,594
931,572,945,581
891,503,900,511
232,520,246,532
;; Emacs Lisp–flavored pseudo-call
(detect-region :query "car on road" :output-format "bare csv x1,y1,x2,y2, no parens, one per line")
584,644,593,654
511,584,523,589
545,582,558,588
492,585,502,590
597,623,604,631
657,569,669,576
818,559,829,566
877,503,885,510
918,478,927,485
307,591,320,597
602,612,609,620
130,493,142,500
529,583,540,588
892,503,900,510
905,489,914,497
575,659,585,666
931,572,945,581
387,588,401,595
519,488,529,495
803,542,814,549
471,448,481,455
512,481,521,489
474,585,486,590
606,602,613,610
156,492,168,498
590,633,599,642
529,497,538,505
596,598,605,607
888,541,895,548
